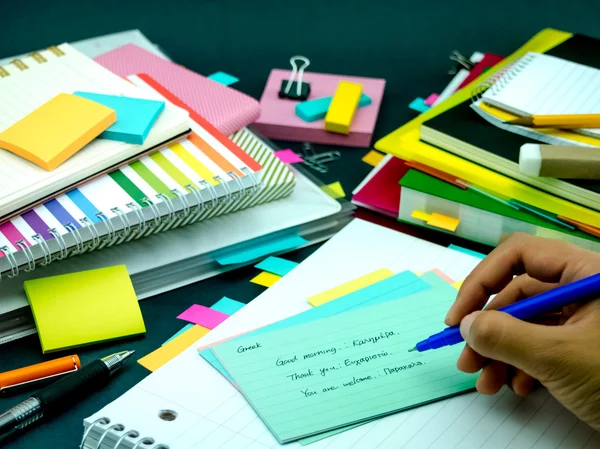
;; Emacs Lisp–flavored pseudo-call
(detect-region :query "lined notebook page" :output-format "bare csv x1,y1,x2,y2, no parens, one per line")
482,52,600,138
211,282,476,443
85,220,599,448
0,43,188,218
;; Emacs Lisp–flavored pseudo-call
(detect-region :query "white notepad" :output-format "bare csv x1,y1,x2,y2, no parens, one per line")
0,43,189,220
481,52,600,138
80,219,600,448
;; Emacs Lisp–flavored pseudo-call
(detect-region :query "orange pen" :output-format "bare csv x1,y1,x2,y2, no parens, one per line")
0,355,80,396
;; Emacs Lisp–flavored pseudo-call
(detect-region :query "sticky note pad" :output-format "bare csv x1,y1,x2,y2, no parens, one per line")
211,297,245,316
362,150,385,167
24,265,145,353
0,93,116,171
324,81,363,135
211,282,477,443
321,181,345,199
74,92,165,144
308,268,394,307
295,94,372,122
139,325,209,372
250,271,282,287
207,71,239,86
255,256,299,276
177,305,228,329
274,149,304,164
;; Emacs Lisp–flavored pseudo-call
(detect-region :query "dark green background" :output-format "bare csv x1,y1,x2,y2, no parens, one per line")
0,1,599,447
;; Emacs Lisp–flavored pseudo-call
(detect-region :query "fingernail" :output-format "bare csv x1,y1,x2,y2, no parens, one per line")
460,312,480,342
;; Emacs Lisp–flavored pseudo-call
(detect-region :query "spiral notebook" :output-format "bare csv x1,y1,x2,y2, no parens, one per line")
0,77,296,280
0,43,191,223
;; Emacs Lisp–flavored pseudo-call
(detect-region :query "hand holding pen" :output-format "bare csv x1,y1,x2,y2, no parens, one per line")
443,233,600,431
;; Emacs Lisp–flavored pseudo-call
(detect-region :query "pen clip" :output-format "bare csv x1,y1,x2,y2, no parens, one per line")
0,357,79,397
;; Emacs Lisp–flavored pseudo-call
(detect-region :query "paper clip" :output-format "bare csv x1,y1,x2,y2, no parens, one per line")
300,143,341,173
279,56,311,100
448,50,475,75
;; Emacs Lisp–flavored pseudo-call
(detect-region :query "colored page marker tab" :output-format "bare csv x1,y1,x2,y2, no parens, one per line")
274,149,304,164
452,280,464,290
448,244,486,260
411,210,460,232
321,181,345,199
409,97,430,113
162,323,194,345
214,233,308,265
295,93,372,122
362,150,385,167
211,297,245,315
207,71,239,86
255,256,299,276
73,92,165,144
177,305,229,329
424,93,439,106
324,81,363,134
250,271,282,287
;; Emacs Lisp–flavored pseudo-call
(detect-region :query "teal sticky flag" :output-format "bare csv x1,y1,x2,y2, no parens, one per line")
211,282,477,443
408,97,431,114
211,297,245,315
207,71,239,86
255,256,299,276
73,92,165,144
214,234,308,265
295,94,372,122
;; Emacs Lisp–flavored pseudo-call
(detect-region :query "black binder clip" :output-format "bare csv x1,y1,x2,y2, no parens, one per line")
279,56,311,100
448,50,475,75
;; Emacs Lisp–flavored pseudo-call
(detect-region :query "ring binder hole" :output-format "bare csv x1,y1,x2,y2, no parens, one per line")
158,410,178,421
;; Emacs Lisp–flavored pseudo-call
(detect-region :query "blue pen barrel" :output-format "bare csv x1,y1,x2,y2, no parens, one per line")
416,327,463,351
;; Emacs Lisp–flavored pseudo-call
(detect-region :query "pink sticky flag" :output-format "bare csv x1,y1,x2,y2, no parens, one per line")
274,149,304,164
177,304,228,329
424,93,439,106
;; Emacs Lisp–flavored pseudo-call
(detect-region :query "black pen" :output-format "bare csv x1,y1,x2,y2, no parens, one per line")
0,350,134,442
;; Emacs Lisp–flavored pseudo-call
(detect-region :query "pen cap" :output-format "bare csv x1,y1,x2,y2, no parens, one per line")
0,355,81,390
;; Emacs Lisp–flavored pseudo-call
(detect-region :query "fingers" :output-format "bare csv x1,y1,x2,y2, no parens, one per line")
476,361,507,394
457,345,485,373
484,275,556,311
446,233,586,326
459,310,561,381
512,369,536,396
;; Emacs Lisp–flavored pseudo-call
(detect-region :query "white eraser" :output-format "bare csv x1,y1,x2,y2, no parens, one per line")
519,143,542,176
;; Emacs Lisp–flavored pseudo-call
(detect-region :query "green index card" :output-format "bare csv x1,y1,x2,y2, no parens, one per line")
211,282,477,443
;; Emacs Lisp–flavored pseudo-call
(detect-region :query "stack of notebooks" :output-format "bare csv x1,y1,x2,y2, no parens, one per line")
0,32,354,344
353,29,600,251
80,219,599,448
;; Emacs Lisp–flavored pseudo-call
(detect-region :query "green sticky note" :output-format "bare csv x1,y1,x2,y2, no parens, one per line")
211,282,476,443
24,265,146,353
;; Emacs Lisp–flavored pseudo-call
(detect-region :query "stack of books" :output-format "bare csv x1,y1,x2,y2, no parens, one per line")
354,28,600,251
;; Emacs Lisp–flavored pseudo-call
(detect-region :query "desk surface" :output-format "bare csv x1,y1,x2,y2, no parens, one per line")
0,1,598,447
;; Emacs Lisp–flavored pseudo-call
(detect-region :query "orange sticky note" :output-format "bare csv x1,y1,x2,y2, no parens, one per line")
138,324,210,372
0,93,116,171
362,150,385,167
411,210,460,232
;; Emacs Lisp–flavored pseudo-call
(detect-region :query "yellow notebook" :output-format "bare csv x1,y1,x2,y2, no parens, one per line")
24,265,146,353
0,93,116,171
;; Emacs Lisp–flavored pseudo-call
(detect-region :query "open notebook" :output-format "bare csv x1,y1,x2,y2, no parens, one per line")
0,43,190,222
80,219,599,448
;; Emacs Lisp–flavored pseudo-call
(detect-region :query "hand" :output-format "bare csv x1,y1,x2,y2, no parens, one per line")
445,233,600,430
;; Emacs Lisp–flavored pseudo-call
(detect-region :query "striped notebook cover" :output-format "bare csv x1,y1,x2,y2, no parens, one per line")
0,127,294,278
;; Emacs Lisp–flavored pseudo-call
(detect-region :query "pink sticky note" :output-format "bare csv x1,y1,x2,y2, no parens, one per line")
424,93,439,106
177,305,228,329
274,149,304,164
426,268,455,284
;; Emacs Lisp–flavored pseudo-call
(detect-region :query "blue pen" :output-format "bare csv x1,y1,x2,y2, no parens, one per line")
410,272,600,352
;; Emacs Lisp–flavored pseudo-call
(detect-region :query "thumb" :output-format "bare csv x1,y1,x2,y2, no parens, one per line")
460,310,560,379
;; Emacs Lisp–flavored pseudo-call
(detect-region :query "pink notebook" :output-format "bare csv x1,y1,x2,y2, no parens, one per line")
253,69,385,147
94,44,260,135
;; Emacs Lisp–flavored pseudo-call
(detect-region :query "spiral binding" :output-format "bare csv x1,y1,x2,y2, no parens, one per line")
470,53,538,103
0,170,262,279
79,417,169,449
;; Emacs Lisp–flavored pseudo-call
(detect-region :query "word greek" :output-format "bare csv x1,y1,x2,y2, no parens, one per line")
344,351,389,367
384,361,424,375
353,331,395,347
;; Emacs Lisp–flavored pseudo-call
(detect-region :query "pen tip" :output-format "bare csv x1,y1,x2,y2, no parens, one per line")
408,347,417,352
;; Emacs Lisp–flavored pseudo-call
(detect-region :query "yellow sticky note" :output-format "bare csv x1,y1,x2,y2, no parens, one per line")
321,181,346,199
24,265,145,353
0,93,116,171
250,271,282,287
324,81,363,134
362,150,385,167
428,213,460,232
138,325,210,372
308,268,394,307
452,280,464,290
411,210,431,222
